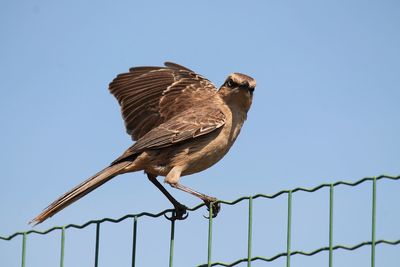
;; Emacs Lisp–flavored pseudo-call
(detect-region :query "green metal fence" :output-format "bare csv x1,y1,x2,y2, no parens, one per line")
1,174,399,266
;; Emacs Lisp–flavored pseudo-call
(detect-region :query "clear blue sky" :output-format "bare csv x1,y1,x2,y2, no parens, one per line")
1,0,399,266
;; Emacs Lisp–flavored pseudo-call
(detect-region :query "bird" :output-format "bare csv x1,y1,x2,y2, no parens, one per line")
31,62,256,224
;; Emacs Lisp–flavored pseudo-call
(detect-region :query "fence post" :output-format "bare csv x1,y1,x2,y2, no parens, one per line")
329,184,334,267
169,214,176,267
21,232,27,267
247,197,253,267
207,205,214,267
131,216,138,267
94,222,101,267
60,227,65,267
371,177,377,267
286,191,292,267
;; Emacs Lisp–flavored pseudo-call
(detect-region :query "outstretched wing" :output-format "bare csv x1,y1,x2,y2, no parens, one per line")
109,62,219,140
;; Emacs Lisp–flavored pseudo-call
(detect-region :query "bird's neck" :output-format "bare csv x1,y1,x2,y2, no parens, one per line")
218,87,252,114
218,87,251,143
219,101,248,147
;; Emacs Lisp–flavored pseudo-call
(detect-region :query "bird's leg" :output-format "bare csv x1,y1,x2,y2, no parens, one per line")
146,173,188,221
164,166,220,218
169,183,221,218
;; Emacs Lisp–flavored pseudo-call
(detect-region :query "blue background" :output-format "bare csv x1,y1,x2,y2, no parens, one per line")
1,1,399,266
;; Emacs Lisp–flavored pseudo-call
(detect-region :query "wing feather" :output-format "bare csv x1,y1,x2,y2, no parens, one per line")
109,62,219,140
111,108,226,164
132,108,226,151
164,62,195,72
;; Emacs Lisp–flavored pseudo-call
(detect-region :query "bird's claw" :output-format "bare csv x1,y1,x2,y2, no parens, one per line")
164,204,189,221
203,198,220,219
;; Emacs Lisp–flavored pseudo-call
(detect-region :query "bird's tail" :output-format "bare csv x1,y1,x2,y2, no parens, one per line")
30,161,131,225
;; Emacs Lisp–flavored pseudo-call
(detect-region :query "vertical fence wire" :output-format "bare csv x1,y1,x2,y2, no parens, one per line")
94,222,100,267
328,184,334,267
371,177,377,267
21,232,26,267
60,227,65,267
169,215,176,267
286,191,292,267
247,197,253,267
131,216,138,267
207,205,214,267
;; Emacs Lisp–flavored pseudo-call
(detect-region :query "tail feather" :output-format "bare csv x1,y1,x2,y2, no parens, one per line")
30,162,131,225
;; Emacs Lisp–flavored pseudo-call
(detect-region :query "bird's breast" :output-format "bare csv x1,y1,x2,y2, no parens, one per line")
180,107,247,176
142,106,248,177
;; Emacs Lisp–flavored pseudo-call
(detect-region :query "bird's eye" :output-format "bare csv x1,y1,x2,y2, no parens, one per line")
227,79,235,87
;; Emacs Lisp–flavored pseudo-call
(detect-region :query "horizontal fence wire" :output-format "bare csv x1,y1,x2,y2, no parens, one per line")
197,239,400,267
1,174,399,267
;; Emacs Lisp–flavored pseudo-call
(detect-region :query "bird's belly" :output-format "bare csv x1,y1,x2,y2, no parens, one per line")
144,143,228,177
181,130,232,175
183,149,226,175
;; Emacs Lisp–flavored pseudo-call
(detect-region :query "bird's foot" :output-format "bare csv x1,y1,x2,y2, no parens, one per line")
164,203,189,221
203,197,220,219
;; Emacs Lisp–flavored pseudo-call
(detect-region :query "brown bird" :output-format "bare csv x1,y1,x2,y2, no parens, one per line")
31,62,256,224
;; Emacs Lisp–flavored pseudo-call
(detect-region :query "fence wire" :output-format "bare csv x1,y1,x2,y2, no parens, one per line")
1,174,399,267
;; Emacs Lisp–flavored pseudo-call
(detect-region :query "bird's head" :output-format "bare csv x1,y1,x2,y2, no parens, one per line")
219,73,256,112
